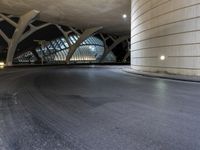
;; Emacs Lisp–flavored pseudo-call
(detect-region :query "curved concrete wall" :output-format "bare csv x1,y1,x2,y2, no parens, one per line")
131,0,200,76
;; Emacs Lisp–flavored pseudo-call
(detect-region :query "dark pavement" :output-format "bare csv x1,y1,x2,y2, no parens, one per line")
0,66,200,150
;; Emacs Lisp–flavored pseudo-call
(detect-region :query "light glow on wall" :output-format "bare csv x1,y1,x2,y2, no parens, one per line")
122,14,127,19
0,62,5,69
160,55,166,61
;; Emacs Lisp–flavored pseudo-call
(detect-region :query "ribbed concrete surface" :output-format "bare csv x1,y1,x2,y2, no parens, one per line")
131,0,200,76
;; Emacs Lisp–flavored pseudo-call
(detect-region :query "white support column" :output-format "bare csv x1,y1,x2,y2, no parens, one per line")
65,26,103,64
0,14,17,27
0,13,53,65
56,25,72,47
99,36,129,63
0,15,14,44
123,50,130,62
6,10,40,66
123,40,130,62
0,30,10,44
19,23,51,43
69,27,81,36
99,33,109,51
0,15,13,22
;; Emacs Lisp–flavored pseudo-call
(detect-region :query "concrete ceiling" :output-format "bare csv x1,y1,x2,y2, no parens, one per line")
0,0,131,35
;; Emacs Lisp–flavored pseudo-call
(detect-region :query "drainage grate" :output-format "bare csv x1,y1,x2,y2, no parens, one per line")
0,92,18,108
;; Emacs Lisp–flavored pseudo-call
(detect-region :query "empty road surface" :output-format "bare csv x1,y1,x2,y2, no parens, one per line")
0,66,200,150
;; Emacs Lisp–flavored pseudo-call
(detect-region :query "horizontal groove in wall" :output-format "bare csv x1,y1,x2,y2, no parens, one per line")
131,0,200,76
132,56,200,59
131,65,200,70
131,0,152,17
132,0,170,23
131,43,200,52
131,3,200,31
131,0,142,11
132,56,158,59
168,56,200,58
131,29,200,45
131,16,200,39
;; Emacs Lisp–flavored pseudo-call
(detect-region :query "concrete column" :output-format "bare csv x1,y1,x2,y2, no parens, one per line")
0,30,10,43
0,14,17,27
123,50,130,62
56,25,72,47
0,15,14,45
99,36,129,63
31,49,41,62
65,27,102,64
131,0,200,76
6,10,40,66
19,23,51,43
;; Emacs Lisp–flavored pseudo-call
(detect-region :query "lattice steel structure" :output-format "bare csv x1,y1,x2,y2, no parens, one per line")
15,35,116,64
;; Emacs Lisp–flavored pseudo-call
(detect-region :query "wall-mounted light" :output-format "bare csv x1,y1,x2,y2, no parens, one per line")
122,14,127,19
160,55,166,61
0,62,5,69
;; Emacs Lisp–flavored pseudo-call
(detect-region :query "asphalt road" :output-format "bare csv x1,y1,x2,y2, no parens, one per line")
0,66,200,150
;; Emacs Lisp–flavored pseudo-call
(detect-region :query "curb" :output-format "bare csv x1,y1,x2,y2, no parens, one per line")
124,68,200,83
